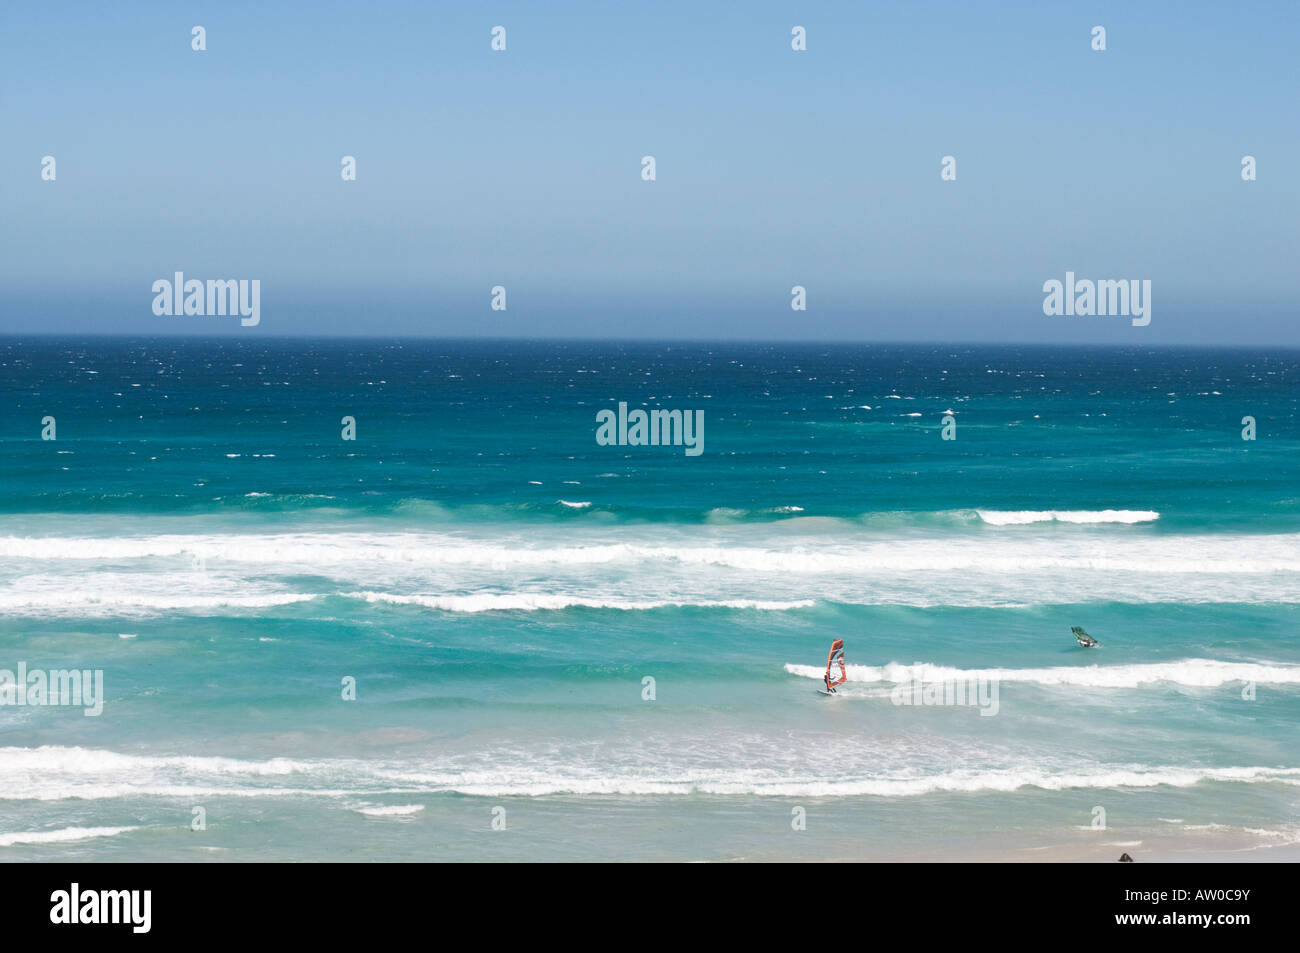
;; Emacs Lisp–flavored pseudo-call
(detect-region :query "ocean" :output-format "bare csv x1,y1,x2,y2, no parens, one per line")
0,338,1296,861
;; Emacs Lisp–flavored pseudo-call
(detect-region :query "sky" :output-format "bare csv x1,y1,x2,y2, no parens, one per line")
1,1,1296,343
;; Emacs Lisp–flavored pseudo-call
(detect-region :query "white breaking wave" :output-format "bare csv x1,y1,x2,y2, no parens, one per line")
0,588,314,616
345,591,813,612
0,746,359,801
2,746,1298,801
784,658,1300,689
9,530,1300,578
361,765,1300,798
976,510,1159,525
0,825,139,847
352,804,425,817
6,526,1300,610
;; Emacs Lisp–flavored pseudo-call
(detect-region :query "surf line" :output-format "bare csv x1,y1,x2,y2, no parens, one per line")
595,402,704,456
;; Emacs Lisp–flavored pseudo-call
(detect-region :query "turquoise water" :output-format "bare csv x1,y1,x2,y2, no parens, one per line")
1,339,1297,860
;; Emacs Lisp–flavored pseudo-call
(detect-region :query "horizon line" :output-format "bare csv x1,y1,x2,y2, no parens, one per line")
0,333,1297,352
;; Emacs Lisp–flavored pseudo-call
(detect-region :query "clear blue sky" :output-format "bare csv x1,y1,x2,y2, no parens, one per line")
2,1,1296,342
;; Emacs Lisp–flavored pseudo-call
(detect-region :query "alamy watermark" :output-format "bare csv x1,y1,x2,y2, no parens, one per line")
891,675,999,716
50,883,150,933
0,662,104,716
152,272,260,326
596,401,704,456
1042,271,1150,326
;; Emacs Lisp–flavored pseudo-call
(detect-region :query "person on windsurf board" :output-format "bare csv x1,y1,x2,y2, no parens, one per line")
1071,626,1098,648
824,638,847,693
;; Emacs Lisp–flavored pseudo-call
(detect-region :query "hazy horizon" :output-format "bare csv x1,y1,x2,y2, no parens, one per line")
5,331,1300,352
3,0,1296,344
